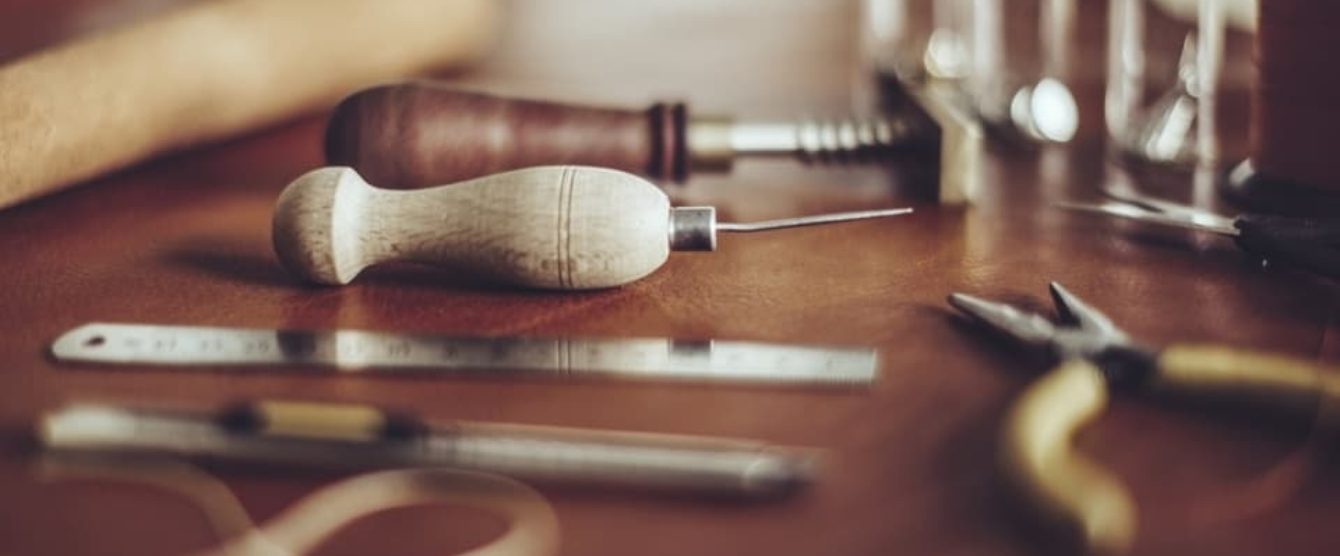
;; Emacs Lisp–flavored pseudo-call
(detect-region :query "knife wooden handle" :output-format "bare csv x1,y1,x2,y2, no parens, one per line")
325,84,688,188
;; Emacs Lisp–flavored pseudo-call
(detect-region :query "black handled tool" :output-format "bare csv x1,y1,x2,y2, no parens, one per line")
1058,188,1340,279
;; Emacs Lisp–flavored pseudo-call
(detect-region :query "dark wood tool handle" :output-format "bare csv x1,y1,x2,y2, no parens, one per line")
325,83,689,188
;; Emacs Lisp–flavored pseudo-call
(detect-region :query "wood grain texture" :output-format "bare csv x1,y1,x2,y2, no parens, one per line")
0,0,498,209
1,2,1339,556
274,166,673,289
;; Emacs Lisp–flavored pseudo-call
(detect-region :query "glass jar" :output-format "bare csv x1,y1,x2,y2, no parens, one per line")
1106,0,1256,169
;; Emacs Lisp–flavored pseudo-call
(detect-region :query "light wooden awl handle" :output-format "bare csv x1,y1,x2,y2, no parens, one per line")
272,166,687,290
272,166,914,290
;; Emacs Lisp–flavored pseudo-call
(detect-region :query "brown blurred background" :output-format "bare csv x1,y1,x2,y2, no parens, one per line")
0,1,1337,556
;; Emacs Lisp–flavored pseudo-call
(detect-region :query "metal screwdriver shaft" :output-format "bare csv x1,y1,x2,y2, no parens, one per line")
666,206,913,250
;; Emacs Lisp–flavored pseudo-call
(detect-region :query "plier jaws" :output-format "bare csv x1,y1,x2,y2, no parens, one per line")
949,282,1133,362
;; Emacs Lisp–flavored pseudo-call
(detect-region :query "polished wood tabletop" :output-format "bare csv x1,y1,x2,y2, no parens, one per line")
2,1,1338,555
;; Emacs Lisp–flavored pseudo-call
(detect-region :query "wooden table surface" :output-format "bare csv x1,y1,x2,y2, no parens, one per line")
2,1,1339,555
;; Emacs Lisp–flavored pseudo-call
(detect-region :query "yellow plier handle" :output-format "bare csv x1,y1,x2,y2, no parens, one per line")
1150,345,1340,423
1000,359,1135,555
1001,347,1340,555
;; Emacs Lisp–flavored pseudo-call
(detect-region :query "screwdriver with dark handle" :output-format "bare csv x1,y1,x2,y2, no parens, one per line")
272,166,911,290
1233,214,1340,279
324,83,926,189
1059,200,1340,280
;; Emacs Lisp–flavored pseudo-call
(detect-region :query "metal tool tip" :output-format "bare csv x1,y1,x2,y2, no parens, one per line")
1047,281,1079,310
1050,201,1098,212
716,207,914,233
946,292,988,313
947,292,1017,326
741,453,817,496
1046,281,1123,338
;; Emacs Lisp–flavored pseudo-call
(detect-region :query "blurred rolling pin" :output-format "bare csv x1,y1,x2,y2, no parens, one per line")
0,0,500,210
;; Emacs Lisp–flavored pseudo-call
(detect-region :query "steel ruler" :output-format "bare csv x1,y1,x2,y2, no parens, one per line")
51,323,878,386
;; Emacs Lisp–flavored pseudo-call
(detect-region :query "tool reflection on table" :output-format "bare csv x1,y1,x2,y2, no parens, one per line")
947,282,1340,555
273,166,914,290
325,83,982,204
50,322,878,387
40,400,818,499
1057,188,1340,280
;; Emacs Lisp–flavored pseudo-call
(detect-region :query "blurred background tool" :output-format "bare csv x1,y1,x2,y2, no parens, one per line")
1105,0,1255,171
273,166,913,290
948,282,1340,554
51,322,879,387
1228,0,1340,214
324,83,979,204
964,0,1080,144
40,400,819,498
861,0,1078,145
0,0,499,210
1057,188,1340,279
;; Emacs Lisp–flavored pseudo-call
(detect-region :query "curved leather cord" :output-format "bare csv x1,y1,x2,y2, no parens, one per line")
37,458,560,556
36,457,258,540
998,359,1136,555
202,469,559,556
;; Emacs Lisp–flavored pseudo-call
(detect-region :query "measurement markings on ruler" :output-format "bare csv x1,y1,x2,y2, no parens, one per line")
51,323,878,386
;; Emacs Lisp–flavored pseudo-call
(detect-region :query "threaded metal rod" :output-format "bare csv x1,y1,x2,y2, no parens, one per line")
729,117,922,163
686,116,927,170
